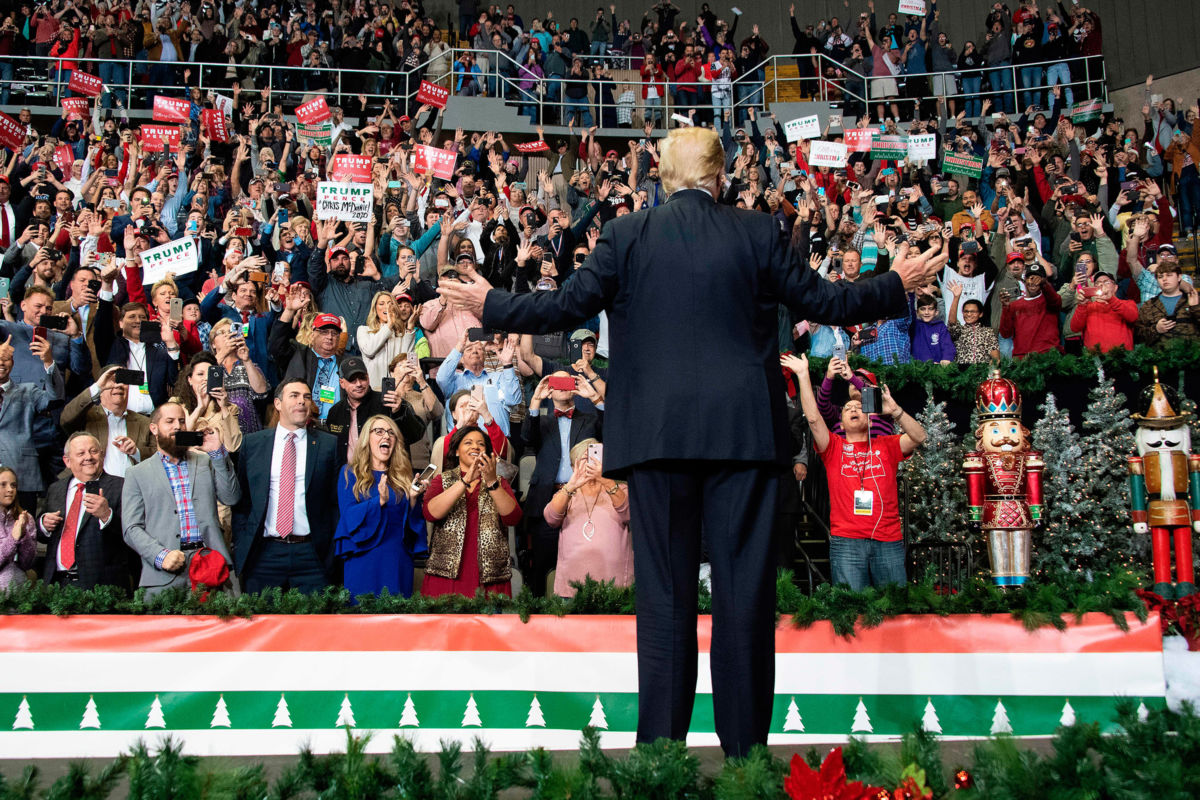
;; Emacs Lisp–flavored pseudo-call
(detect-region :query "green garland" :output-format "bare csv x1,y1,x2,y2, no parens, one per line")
2,703,1198,799
0,569,1148,637
804,339,1200,402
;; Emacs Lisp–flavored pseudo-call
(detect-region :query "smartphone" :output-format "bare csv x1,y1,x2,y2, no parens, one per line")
418,464,439,485
846,181,860,191
186,219,199,235
0,278,9,300
1075,260,1088,279
103,198,121,209
169,297,183,322
1120,180,1139,193
112,368,145,385
586,442,603,465
278,207,288,225
407,351,419,369
1070,232,1082,245
103,169,117,178
87,279,102,293
84,480,101,495
247,270,270,283
860,386,881,415
139,320,163,343
568,339,584,363
832,340,847,362
206,365,223,393
467,327,493,342
38,313,68,330
547,375,576,392
33,326,48,341
174,430,205,447
234,226,253,237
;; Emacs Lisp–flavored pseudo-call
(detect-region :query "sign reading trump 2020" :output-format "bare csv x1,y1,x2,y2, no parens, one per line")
316,181,373,223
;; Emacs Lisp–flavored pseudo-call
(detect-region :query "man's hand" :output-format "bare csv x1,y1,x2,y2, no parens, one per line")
437,262,493,319
200,427,223,454
82,488,111,522
41,510,63,533
779,352,808,380
792,463,807,482
1156,317,1176,334
880,384,900,417
161,550,187,572
30,335,54,366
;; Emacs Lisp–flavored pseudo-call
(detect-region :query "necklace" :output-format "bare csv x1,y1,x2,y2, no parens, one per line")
580,486,600,541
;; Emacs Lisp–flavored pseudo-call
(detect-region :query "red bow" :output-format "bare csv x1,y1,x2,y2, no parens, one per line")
555,408,574,419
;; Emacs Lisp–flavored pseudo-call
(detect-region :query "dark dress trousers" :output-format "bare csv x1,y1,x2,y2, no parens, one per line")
39,471,130,589
481,189,906,756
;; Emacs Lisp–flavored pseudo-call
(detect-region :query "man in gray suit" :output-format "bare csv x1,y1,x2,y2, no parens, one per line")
121,402,239,596
0,332,65,508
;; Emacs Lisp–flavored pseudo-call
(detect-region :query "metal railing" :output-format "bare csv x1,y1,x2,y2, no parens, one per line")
2,50,1107,132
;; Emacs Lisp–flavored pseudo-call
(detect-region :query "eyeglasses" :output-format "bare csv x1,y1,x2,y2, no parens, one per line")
369,427,396,438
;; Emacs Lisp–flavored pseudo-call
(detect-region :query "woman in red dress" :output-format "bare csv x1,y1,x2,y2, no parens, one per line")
421,427,522,597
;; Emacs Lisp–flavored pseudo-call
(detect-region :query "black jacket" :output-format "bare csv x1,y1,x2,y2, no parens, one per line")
482,189,906,475
326,389,428,464
39,471,131,589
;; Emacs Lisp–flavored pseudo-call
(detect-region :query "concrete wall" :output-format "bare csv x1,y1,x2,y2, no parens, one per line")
428,0,1200,91
1109,66,1200,131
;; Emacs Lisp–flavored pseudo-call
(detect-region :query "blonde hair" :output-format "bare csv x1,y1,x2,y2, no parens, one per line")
366,291,405,336
659,127,724,196
346,415,413,502
569,437,599,465
149,278,178,304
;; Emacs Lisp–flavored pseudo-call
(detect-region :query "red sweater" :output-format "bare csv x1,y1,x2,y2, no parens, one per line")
1069,296,1137,352
999,283,1063,357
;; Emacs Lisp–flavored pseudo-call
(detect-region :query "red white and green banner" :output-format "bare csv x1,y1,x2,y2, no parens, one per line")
1070,99,1104,123
942,152,985,179
0,613,1164,758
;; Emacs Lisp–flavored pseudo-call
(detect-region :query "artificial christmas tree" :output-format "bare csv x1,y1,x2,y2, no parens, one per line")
80,696,101,729
990,700,1012,734
851,698,873,733
588,696,608,730
145,696,166,729
335,694,355,728
921,698,942,733
462,695,482,727
272,694,292,728
783,698,805,732
1059,700,1076,726
526,695,546,727
1030,393,1090,577
211,696,231,728
1077,362,1139,575
12,697,33,730
902,391,968,548
399,694,419,727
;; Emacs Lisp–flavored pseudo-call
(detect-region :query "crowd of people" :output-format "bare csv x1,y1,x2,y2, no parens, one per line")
0,0,1195,602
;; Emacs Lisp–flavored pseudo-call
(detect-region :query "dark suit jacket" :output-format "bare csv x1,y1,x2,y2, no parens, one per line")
103,336,179,408
39,471,131,589
482,189,906,474
325,389,428,464
268,321,344,391
522,407,603,489
231,426,342,578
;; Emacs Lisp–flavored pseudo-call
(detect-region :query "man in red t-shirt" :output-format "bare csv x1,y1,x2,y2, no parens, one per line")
785,353,927,590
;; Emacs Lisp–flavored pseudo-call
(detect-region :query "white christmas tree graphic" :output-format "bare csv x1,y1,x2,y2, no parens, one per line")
272,694,292,728
211,696,231,728
1059,700,1076,727
145,696,166,729
526,695,546,728
990,700,1012,734
80,696,101,729
588,696,608,730
921,698,942,733
850,698,872,733
335,694,356,728
461,695,482,727
1137,701,1150,722
399,694,419,727
12,697,33,730
782,698,804,732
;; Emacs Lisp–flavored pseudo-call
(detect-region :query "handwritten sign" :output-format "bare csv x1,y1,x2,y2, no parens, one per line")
316,182,373,223
295,97,331,124
329,154,373,183
152,96,191,123
907,134,937,160
139,125,181,150
61,97,90,120
68,70,103,97
809,141,849,169
844,128,876,153
140,237,199,285
416,80,450,109
784,115,821,142
413,144,457,180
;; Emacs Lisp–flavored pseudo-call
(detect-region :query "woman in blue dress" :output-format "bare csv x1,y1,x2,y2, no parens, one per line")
334,415,429,599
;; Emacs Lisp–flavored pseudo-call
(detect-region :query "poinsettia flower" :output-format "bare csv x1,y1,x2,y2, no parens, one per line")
783,748,870,800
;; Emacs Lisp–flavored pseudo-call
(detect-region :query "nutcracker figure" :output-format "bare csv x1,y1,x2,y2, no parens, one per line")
963,371,1044,586
1127,368,1200,600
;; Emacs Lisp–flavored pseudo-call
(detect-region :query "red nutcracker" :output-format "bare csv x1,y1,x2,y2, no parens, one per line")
1128,369,1200,600
963,372,1044,587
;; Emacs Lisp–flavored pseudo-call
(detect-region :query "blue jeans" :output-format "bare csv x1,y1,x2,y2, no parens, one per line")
988,62,1013,113
644,95,662,124
998,336,1014,359
589,40,607,60
98,61,129,107
829,536,906,591
565,101,593,127
1179,170,1200,235
1019,66,1042,110
735,82,763,124
1045,63,1073,111
0,61,11,105
51,67,72,101
961,75,982,117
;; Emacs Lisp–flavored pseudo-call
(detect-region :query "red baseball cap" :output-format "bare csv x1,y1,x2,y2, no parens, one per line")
328,245,349,257
313,313,342,330
1006,251,1026,263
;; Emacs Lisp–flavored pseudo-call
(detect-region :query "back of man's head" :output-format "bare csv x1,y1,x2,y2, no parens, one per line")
660,127,724,196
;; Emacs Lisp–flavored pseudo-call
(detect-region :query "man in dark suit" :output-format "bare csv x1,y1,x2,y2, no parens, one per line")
95,302,180,413
522,371,602,596
38,432,130,589
232,378,341,594
268,306,346,426
325,356,426,464
439,126,934,757
53,264,106,391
